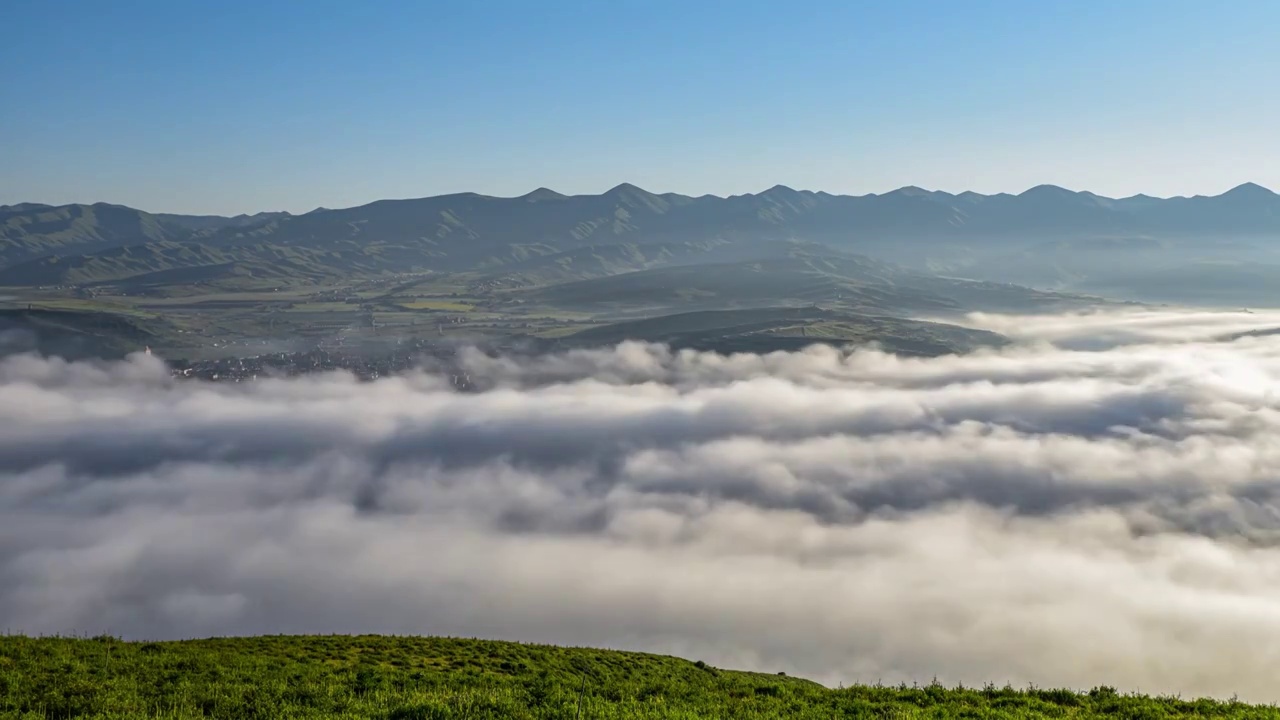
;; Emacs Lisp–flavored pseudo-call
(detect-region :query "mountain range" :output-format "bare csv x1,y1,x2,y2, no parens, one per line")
3,182,1279,304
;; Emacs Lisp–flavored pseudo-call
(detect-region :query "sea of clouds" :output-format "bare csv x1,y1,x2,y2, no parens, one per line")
5,308,1280,700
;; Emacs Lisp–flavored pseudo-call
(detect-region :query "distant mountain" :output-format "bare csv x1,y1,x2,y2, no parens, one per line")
155,211,293,232
527,247,1090,317
0,202,180,268
3,183,1277,303
469,238,737,288
0,240,371,287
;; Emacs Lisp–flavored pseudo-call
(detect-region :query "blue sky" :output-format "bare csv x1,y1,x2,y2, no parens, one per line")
3,0,1278,214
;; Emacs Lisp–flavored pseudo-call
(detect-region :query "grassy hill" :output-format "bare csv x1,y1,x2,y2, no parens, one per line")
469,239,739,288
559,307,1009,356
0,196,1108,363
527,254,953,314
526,252,1088,317
0,203,179,268
0,307,165,360
0,234,733,290
8,183,1280,296
0,635,1270,719
4,182,1280,318
0,241,393,287
154,211,293,232
0,195,1109,322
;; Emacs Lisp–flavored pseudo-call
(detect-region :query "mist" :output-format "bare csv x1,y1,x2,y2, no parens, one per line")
6,308,1280,701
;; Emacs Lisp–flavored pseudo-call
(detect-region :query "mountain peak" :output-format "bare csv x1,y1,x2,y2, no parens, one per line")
760,185,811,201
600,182,669,211
885,185,935,198
604,182,649,196
1018,184,1075,198
1222,182,1276,198
522,187,567,202
0,202,53,213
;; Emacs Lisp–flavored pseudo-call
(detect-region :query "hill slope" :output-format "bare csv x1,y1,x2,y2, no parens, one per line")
4,183,1279,294
191,181,1280,252
558,307,1009,356
155,210,293,232
0,307,163,360
525,250,1091,316
0,635,1265,719
0,240,392,287
0,202,181,268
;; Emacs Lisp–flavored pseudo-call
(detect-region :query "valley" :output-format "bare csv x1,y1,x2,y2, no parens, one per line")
10,181,1279,369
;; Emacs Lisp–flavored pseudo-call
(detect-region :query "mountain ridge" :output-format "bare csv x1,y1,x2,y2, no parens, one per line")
8,181,1275,217
4,182,1279,296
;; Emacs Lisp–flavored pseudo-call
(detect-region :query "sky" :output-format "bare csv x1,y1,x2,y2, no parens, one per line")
3,0,1279,215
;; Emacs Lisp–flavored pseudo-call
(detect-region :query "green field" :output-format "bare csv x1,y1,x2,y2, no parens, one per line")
0,635,1272,719
558,307,1009,357
4,297,159,319
396,300,476,311
285,302,364,313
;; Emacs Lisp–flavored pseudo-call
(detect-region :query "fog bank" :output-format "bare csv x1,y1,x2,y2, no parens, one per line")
6,309,1280,700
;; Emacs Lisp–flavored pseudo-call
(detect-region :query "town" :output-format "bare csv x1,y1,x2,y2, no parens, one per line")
163,341,501,389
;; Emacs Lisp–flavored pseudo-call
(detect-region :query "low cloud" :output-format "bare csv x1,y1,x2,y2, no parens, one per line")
959,307,1280,349
5,309,1280,700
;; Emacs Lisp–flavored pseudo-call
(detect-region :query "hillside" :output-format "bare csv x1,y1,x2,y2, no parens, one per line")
526,251,1090,317
155,210,293,232
557,307,1010,356
0,237,750,290
3,183,1279,298
192,181,1280,252
469,238,740,288
0,202,180,268
0,635,1266,719
0,240,393,287
526,255,928,313
0,307,164,360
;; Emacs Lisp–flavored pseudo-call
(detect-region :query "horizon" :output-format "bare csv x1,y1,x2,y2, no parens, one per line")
8,180,1278,218
3,0,1279,215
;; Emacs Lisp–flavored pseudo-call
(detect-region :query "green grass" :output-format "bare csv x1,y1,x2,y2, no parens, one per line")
397,300,476,311
534,324,600,338
0,635,1274,719
285,302,364,313
137,291,311,305
14,297,159,319
560,307,1008,357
